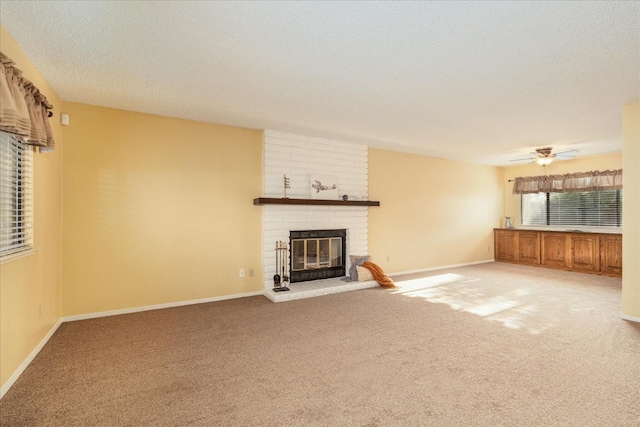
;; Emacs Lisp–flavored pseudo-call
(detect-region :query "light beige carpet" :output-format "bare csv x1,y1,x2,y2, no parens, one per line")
2,262,639,426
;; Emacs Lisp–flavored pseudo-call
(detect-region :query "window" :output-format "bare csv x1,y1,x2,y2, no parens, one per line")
521,190,622,227
0,131,33,257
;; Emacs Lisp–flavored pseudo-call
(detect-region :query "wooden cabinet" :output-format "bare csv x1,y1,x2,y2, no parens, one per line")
495,230,540,265
568,234,600,272
517,231,541,265
541,233,568,268
495,230,517,261
494,229,621,277
600,235,623,276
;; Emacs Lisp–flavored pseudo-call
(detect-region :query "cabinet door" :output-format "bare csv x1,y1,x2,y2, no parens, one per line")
518,232,541,265
569,234,600,272
601,235,622,276
541,233,568,268
495,230,517,261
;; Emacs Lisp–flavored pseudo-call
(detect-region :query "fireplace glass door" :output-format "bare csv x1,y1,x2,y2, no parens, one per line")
289,229,346,283
291,237,343,271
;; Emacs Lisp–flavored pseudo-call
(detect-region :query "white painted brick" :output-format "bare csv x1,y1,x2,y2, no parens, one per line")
287,210,310,218
308,136,330,144
331,159,356,168
289,182,308,190
264,158,286,169
354,161,368,169
284,191,306,199
288,146,310,156
289,140,313,149
269,149,290,160
266,139,289,148
290,153,311,163
287,219,314,228
288,167,312,176
264,230,285,239
334,145,365,156
264,222,288,231
267,138,293,149
265,206,293,214
282,132,309,142
333,173,360,186
264,149,289,160
265,173,285,183
262,131,370,293
334,211,355,217
266,211,290,219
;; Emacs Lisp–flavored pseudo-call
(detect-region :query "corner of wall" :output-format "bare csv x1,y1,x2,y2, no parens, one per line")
0,23,65,394
622,102,640,319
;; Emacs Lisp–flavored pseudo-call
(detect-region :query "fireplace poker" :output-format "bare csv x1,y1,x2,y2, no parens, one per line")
274,241,281,286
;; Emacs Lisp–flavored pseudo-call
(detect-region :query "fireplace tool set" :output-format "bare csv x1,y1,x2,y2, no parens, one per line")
273,240,290,292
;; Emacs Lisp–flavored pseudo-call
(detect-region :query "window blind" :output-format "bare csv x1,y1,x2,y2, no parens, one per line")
0,131,33,256
521,190,622,227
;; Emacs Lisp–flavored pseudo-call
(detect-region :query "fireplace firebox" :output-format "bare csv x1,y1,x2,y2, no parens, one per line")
289,229,346,283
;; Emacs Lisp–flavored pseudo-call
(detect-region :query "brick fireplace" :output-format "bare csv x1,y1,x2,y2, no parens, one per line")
261,130,370,299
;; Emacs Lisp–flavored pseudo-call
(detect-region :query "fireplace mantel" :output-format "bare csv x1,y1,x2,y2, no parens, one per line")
253,197,380,207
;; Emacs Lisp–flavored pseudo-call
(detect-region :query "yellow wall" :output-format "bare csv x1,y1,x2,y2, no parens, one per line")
622,102,640,319
0,26,64,388
503,153,623,227
368,148,503,273
61,103,262,316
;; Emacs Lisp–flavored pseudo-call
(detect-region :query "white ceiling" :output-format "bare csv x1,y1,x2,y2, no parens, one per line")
1,1,638,166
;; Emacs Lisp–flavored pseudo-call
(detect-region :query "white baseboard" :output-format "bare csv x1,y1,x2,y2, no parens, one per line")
1,319,62,399
621,314,640,323
1,290,263,399
389,259,495,277
61,290,264,322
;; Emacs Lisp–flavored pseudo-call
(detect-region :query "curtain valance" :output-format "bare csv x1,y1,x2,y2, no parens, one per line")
0,51,55,150
512,169,623,195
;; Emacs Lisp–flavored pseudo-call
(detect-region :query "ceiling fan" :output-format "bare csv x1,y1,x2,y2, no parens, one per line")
510,147,580,166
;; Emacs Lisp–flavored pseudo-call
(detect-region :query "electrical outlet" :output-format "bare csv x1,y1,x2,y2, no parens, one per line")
239,268,245,278
249,268,254,277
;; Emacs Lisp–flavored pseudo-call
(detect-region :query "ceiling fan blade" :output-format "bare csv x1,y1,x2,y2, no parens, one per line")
554,149,580,157
509,157,535,162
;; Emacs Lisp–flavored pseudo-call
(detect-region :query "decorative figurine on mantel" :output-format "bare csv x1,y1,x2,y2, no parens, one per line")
283,175,290,198
273,240,290,292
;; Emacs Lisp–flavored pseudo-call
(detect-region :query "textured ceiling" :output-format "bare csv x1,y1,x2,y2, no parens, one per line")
1,1,638,166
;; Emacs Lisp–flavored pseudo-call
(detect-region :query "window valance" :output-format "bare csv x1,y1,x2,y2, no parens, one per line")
0,51,55,150
512,169,622,195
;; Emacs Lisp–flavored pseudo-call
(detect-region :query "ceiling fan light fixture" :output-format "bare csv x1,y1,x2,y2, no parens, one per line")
535,156,554,166
510,147,578,165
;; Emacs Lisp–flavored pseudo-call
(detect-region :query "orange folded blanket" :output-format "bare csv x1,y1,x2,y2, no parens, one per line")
362,261,396,289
